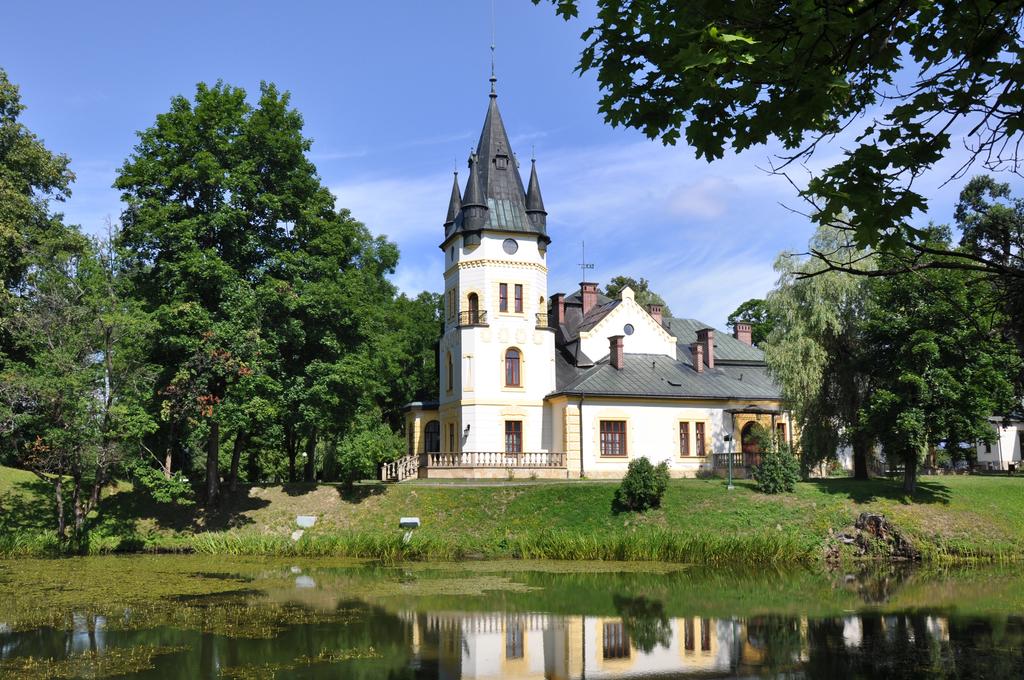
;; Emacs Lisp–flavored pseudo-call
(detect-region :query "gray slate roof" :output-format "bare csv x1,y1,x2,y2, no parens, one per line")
446,88,550,244
552,353,781,401
549,290,780,401
665,318,765,364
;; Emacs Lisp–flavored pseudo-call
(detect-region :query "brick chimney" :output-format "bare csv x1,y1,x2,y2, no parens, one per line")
646,304,663,326
580,282,598,316
733,322,752,346
690,342,704,373
551,293,565,327
609,335,624,370
696,328,715,369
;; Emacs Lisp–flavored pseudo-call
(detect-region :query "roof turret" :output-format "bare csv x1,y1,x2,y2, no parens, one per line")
443,171,462,234
460,153,488,237
525,158,547,230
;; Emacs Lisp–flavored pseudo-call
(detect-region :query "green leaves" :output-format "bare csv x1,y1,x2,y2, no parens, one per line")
537,0,1024,250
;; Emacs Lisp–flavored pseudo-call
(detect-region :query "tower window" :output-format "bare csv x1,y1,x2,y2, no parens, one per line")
505,421,523,453
499,283,508,312
514,284,523,313
446,352,453,392
505,348,521,387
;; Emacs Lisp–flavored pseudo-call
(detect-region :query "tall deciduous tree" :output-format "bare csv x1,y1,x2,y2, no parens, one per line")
0,67,83,370
0,237,155,540
115,81,345,503
537,1,1024,261
765,226,874,479
861,229,1020,494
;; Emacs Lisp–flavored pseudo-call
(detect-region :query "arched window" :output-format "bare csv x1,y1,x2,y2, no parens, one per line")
424,420,440,453
505,348,521,387
446,352,453,392
467,292,480,324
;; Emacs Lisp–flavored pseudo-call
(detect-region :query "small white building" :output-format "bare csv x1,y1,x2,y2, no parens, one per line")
385,75,790,482
975,413,1024,471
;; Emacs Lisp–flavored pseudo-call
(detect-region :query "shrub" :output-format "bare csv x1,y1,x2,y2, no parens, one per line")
612,457,670,512
752,445,801,494
128,457,195,507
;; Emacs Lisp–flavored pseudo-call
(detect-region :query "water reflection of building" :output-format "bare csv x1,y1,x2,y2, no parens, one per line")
399,611,781,679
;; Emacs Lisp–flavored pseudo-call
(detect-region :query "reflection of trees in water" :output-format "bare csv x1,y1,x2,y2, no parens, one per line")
802,612,1024,679
743,615,803,675
611,594,672,653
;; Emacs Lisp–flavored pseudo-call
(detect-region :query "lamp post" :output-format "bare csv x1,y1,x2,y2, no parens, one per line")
724,434,734,490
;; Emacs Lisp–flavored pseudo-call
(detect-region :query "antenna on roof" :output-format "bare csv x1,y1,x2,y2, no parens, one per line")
579,240,596,281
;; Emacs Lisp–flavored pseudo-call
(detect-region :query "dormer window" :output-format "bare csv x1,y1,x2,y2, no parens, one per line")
495,155,509,170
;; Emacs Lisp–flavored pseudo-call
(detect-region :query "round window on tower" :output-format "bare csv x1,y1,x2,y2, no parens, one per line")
624,324,635,336
502,238,519,255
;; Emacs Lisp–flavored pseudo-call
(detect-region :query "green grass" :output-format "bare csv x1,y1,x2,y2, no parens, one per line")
2,465,1023,564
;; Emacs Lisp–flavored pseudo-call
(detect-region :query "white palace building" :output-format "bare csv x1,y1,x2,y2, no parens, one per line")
383,74,792,482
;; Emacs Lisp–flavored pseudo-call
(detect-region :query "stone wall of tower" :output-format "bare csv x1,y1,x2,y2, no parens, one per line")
439,231,556,453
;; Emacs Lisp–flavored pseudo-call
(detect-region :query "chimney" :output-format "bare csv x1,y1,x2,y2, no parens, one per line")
690,342,704,373
646,304,663,326
696,328,715,369
551,293,565,327
734,322,752,346
609,335,624,370
580,282,598,316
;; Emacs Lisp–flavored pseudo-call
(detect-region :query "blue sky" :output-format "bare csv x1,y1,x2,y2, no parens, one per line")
4,1,1020,328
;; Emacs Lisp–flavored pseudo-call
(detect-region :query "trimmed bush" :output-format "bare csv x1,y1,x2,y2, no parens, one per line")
612,457,670,512
753,446,801,494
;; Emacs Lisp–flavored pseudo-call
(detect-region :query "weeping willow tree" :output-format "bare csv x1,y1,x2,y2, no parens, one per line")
764,226,875,479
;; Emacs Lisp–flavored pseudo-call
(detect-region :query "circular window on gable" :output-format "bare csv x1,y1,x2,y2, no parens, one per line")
502,238,519,255
624,323,635,336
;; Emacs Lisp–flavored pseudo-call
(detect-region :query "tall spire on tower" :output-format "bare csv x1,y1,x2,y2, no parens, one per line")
437,21,551,251
489,43,497,97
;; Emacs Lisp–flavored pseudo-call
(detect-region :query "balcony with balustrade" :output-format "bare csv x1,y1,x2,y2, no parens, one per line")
458,310,488,327
381,449,569,482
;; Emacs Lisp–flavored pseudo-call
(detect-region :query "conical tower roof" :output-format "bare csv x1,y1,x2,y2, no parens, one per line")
526,158,546,213
443,171,462,232
444,77,550,246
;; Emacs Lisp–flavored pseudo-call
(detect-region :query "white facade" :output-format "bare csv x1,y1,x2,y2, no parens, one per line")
976,418,1024,470
576,288,676,360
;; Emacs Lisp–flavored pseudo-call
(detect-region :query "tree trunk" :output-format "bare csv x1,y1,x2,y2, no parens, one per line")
903,458,918,495
206,419,220,506
286,425,297,483
71,472,85,533
246,445,259,486
852,433,870,481
163,422,177,479
303,430,317,483
54,478,66,541
229,430,248,493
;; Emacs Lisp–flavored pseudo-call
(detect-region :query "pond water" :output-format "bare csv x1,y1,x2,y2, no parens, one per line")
0,556,1022,679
